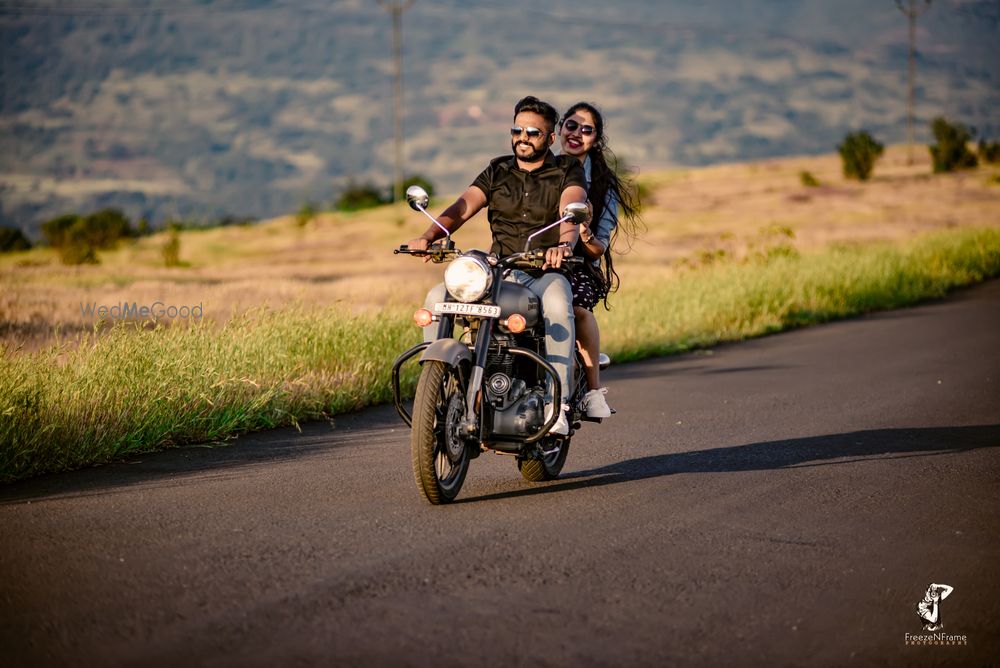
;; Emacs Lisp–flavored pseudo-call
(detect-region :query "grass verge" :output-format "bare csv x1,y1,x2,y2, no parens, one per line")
2,226,999,482
603,227,1000,361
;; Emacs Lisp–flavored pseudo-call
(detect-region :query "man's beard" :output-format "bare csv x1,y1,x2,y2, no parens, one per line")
512,139,547,162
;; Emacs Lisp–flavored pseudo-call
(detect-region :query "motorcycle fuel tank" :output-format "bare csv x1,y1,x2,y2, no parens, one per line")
496,281,540,329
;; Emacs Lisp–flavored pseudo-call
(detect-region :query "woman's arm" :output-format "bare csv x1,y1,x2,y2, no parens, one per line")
579,192,617,259
578,222,607,259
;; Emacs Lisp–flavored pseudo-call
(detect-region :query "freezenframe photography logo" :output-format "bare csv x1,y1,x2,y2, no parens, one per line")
904,583,968,647
80,301,204,320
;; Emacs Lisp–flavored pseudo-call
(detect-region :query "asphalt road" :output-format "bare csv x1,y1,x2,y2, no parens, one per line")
2,282,999,667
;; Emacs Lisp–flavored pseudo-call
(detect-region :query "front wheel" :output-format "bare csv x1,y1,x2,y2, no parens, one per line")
518,436,570,482
411,360,471,504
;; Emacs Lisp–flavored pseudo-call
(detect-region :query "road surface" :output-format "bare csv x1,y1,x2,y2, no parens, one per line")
2,281,999,667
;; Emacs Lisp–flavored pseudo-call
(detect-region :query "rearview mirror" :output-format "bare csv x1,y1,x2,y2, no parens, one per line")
562,202,590,224
406,186,430,211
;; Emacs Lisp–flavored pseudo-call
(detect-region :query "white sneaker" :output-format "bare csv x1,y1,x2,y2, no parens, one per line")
545,402,571,436
582,387,612,418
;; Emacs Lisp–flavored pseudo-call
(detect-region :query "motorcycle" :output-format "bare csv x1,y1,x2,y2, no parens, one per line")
391,186,610,504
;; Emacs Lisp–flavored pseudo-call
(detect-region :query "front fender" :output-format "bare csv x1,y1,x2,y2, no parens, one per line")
420,338,473,367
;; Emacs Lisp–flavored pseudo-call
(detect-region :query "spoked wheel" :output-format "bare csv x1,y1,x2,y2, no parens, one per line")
518,435,570,482
411,360,470,504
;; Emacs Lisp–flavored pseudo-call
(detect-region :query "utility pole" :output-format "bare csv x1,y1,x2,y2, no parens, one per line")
895,0,932,165
378,0,414,203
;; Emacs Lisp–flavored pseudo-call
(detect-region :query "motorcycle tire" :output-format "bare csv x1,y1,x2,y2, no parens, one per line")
518,436,570,482
411,360,470,504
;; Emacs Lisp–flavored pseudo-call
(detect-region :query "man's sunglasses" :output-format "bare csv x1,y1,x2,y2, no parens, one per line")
510,126,545,139
562,119,596,136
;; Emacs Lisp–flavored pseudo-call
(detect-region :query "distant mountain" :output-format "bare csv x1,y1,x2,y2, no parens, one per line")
1,0,997,237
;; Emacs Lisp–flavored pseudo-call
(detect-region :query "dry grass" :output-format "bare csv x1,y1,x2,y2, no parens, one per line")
4,145,997,352
633,145,999,259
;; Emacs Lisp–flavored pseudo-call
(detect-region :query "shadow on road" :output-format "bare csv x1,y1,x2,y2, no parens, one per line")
457,424,1000,504
607,361,791,381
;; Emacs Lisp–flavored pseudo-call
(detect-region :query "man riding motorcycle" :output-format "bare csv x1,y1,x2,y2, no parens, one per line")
404,95,588,434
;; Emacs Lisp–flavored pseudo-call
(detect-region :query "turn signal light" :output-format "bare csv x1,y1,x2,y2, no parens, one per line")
413,308,435,328
505,313,527,334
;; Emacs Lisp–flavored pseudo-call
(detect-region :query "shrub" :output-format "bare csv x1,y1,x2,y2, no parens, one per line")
58,219,99,265
215,215,256,227
335,182,388,212
929,117,978,173
84,208,133,248
799,171,820,187
837,131,884,181
296,201,318,227
41,215,98,264
978,139,1000,165
40,208,134,264
0,226,32,252
40,214,81,248
162,224,182,267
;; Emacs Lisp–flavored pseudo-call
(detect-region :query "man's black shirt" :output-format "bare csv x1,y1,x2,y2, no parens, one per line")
471,151,586,257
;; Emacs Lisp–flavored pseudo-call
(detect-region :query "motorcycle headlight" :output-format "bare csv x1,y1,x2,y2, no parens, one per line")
444,255,492,303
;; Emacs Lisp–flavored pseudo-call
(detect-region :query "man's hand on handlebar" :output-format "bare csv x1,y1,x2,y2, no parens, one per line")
403,236,433,262
406,237,431,252
397,237,459,263
542,243,573,270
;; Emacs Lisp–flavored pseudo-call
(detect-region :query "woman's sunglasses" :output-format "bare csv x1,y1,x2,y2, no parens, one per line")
510,126,544,139
562,119,596,136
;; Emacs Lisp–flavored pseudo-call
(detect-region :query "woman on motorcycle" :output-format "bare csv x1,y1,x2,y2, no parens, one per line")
558,101,641,418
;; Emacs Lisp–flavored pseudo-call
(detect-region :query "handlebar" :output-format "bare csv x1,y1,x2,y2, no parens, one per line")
502,249,585,271
394,243,459,263
394,246,585,270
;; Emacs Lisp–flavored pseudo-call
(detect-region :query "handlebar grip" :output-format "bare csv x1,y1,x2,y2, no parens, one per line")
396,245,433,254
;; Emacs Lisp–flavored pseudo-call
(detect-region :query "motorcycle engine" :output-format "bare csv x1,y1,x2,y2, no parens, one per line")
485,372,545,437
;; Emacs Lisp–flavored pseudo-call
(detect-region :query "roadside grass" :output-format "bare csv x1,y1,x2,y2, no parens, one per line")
603,227,999,361
1,305,418,482
2,226,999,482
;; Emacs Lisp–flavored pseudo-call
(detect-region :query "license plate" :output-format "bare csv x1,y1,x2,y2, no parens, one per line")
434,302,501,318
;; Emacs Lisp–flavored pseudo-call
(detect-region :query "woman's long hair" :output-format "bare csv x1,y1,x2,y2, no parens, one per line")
561,101,642,309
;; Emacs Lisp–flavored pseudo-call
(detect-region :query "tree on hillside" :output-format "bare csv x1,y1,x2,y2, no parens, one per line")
837,130,884,181
41,214,81,248
39,208,135,264
59,220,99,264
0,226,32,253
335,182,388,212
928,117,978,173
979,139,1000,164
84,208,134,248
